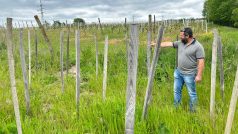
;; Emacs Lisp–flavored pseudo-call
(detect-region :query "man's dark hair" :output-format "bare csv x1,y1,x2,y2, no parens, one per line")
180,27,193,38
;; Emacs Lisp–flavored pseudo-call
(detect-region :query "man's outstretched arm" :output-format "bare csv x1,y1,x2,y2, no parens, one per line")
151,42,173,47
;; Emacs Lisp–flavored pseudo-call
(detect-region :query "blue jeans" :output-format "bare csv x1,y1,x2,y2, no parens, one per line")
174,69,197,111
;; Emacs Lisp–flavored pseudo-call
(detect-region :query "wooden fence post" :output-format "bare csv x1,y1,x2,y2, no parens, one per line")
75,30,80,118
6,18,22,134
125,24,139,134
210,29,218,126
94,33,99,79
60,31,64,93
32,22,38,69
34,15,54,62
146,31,151,78
125,33,129,62
28,30,31,87
66,24,70,75
217,36,224,101
205,20,208,33
224,65,238,134
102,35,108,101
19,28,30,114
153,15,156,36
148,15,152,33
98,18,103,34
142,26,165,119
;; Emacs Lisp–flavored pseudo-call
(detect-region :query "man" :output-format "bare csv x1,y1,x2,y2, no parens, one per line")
160,27,205,112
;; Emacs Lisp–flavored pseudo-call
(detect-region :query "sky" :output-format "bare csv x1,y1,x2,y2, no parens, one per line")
0,0,205,25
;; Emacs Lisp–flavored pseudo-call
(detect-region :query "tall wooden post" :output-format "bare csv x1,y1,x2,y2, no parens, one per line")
224,65,238,134
217,36,224,101
28,30,31,87
142,26,165,119
66,23,70,75
60,31,64,93
75,30,80,118
34,15,54,62
19,28,30,114
148,15,152,33
32,23,38,69
94,33,98,79
153,15,156,37
146,31,151,78
125,24,139,134
102,35,108,101
210,29,218,126
6,18,22,134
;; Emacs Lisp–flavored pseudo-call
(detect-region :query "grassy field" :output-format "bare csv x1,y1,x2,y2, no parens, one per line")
0,22,237,133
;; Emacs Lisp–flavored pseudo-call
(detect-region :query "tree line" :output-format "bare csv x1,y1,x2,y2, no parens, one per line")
203,0,238,27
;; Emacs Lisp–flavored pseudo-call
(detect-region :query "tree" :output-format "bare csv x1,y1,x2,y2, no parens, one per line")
73,18,85,25
202,0,208,17
232,8,238,27
217,0,235,26
203,0,237,26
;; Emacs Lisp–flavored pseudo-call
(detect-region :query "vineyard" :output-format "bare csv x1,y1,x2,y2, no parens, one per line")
0,17,238,134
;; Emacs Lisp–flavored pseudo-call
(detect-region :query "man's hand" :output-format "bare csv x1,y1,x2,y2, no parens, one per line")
195,75,202,83
160,42,173,47
150,41,156,47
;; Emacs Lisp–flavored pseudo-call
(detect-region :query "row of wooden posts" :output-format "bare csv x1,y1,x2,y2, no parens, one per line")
80,25,234,134
4,16,237,134
125,27,237,134
5,17,81,134
3,16,166,133
1,15,208,36
210,29,238,134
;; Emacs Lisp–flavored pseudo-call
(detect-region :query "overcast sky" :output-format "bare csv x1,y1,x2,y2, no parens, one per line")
0,0,205,25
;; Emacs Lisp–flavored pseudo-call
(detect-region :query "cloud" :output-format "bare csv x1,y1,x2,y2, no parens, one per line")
0,0,205,24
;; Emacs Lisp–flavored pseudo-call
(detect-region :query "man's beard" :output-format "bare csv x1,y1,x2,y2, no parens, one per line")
181,38,188,44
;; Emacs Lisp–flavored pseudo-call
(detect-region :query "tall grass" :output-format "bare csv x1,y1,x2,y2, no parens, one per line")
0,23,237,133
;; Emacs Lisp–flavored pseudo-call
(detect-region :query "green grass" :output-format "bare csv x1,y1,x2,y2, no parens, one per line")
0,23,237,134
